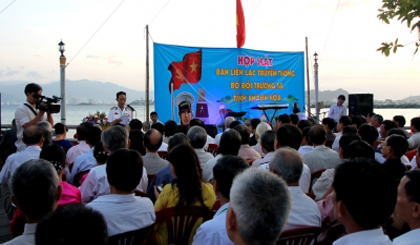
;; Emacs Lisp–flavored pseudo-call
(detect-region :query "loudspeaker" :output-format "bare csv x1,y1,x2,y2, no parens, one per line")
348,94,373,117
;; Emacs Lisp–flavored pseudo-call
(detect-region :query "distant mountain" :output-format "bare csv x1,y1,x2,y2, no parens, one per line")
0,80,154,104
308,88,349,102
401,95,420,101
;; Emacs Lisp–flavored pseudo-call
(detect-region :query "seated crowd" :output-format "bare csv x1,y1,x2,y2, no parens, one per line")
0,111,420,245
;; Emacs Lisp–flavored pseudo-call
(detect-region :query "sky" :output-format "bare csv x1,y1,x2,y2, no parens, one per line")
0,0,419,101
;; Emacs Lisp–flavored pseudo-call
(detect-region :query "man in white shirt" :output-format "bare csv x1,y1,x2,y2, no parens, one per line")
87,149,155,237
298,126,314,156
332,116,352,151
14,83,53,152
193,155,249,245
3,159,62,245
67,127,102,184
252,131,275,168
80,126,148,204
328,95,347,124
304,125,341,173
393,115,411,139
66,122,92,167
187,126,214,169
202,130,241,183
393,170,420,245
332,158,395,245
408,117,420,150
269,147,321,231
151,122,168,152
143,129,169,174
214,116,234,146
107,91,133,125
226,168,292,245
149,111,162,129
0,125,44,220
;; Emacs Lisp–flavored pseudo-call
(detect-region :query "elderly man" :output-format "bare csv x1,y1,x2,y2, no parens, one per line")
3,159,62,245
67,127,102,184
303,125,341,173
36,121,53,148
270,148,321,230
80,126,148,204
143,129,169,174
226,168,292,245
393,170,420,244
193,156,249,245
332,158,395,244
260,124,311,193
0,125,44,220
87,149,155,236
215,116,235,146
187,126,214,169
252,131,276,168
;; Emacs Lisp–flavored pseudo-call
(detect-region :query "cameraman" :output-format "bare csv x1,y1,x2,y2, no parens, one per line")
15,83,54,151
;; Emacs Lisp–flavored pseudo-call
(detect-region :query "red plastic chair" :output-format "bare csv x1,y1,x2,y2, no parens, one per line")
108,225,153,245
206,144,218,157
148,206,210,245
309,169,327,193
158,151,168,160
277,226,322,245
406,149,417,161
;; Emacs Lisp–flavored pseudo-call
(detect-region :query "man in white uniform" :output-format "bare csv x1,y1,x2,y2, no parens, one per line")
107,91,133,125
15,83,54,152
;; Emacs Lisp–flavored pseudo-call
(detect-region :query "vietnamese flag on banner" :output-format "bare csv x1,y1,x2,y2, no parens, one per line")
236,0,246,48
168,49,202,92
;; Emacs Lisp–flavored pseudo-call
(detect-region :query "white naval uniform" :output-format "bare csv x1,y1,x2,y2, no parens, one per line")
107,105,133,125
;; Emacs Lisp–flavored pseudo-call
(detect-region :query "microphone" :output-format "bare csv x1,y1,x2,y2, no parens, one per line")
127,104,136,111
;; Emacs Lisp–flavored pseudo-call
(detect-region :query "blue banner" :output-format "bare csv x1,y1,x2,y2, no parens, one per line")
154,43,305,126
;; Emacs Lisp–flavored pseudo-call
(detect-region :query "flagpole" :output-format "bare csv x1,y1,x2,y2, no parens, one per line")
146,25,150,129
305,37,311,118
171,83,174,121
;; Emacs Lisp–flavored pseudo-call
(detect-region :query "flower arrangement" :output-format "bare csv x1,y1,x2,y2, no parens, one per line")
82,111,110,130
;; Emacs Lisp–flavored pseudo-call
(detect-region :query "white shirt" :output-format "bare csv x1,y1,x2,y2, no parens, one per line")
15,102,47,151
259,163,311,194
158,142,168,152
86,194,156,237
298,145,314,156
202,154,223,183
194,148,215,169
328,104,347,123
332,133,341,152
192,202,232,245
393,228,420,245
375,152,411,166
283,186,321,231
252,151,274,168
312,168,335,201
66,141,90,165
0,145,41,185
333,228,392,245
411,156,417,170
80,164,148,204
408,132,420,150
214,129,230,146
303,145,341,173
67,147,97,184
251,143,264,158
2,223,37,245
107,105,133,125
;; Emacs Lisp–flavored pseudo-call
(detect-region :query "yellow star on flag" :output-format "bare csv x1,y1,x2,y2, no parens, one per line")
190,61,197,73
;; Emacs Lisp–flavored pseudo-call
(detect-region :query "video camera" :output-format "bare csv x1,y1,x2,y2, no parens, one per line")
33,93,62,114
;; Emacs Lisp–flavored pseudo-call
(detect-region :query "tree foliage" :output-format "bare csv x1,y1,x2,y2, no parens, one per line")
377,0,420,56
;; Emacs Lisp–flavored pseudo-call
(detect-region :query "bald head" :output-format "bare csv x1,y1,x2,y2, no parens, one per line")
23,125,44,146
144,129,163,152
309,124,327,145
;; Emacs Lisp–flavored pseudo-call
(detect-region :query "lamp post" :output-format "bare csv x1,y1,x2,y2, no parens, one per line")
59,40,66,124
313,52,319,122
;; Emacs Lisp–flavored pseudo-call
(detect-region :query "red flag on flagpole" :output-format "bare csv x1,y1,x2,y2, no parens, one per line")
236,0,246,48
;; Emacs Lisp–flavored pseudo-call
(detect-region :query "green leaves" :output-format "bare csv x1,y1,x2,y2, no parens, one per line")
377,0,420,56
